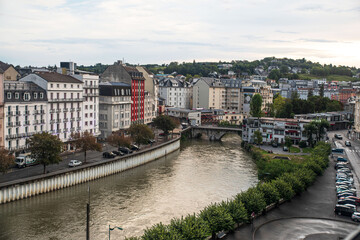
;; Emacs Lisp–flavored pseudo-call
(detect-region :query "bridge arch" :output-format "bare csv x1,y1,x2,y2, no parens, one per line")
191,126,242,141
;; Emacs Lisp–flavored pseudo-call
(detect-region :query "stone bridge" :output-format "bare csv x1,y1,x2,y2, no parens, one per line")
191,126,242,141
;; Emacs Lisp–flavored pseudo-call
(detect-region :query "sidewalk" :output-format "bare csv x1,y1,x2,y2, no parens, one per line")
225,146,357,240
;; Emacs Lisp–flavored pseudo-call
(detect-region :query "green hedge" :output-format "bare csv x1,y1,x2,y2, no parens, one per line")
125,142,330,240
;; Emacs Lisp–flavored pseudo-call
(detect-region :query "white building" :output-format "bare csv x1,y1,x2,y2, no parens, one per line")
166,107,201,126
159,78,192,109
20,72,84,149
99,82,132,139
4,81,48,152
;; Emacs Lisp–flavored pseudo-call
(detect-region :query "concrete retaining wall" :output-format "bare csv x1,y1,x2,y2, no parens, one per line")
0,138,180,204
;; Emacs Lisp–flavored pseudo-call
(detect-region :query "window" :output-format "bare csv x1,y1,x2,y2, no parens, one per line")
77,93,80,99
71,84,73,88
85,121,88,126
64,84,67,88
57,84,60,88
15,92,19,99
40,93,44,99
51,84,53,88
7,92,11,99
24,92,30,101
78,85,80,88
34,92,38,99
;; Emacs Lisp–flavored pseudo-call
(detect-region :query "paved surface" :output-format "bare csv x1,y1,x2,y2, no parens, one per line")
259,144,309,155
226,130,359,240
0,134,170,184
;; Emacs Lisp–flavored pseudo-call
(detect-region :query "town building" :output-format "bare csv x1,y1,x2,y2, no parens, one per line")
192,78,226,110
99,82,132,139
20,72,84,149
0,61,21,81
159,78,192,109
4,81,47,152
165,107,201,126
101,61,145,124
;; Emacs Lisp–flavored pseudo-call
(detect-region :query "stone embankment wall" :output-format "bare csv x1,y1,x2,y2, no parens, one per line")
0,138,180,204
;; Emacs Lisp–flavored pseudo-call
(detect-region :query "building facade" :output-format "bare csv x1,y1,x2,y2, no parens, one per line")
192,78,226,110
159,78,192,109
99,82,132,139
4,81,47,152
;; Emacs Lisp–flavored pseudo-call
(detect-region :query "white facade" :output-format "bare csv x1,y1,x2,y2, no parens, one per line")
159,78,192,109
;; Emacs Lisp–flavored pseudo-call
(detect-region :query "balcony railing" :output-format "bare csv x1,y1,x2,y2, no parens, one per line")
56,119,62,123
24,110,30,115
41,119,45,124
70,108,75,112
76,108,81,111
48,98,83,102
77,117,81,121
70,117,76,121
15,111,21,116
50,119,55,124
84,85,98,89
63,118,68,122
24,121,30,125
50,109,56,113
56,109,61,113
15,122,21,126
63,108,68,112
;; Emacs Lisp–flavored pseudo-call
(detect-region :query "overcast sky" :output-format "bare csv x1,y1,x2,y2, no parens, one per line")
0,0,359,67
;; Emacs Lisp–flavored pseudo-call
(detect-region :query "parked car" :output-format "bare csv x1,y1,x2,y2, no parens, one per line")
337,157,348,162
130,144,140,151
344,204,357,212
352,212,360,222
148,139,156,144
338,199,357,206
335,162,349,170
339,196,360,205
271,142,278,148
335,204,355,216
338,192,357,198
345,141,352,147
283,146,288,151
68,160,82,167
335,134,343,140
332,148,344,154
112,150,124,156
118,147,133,154
103,152,116,158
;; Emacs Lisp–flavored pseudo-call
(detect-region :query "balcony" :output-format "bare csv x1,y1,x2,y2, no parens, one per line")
63,118,68,122
56,119,62,123
40,110,45,114
63,108,68,112
77,117,81,121
15,122,21,126
24,121,30,126
84,84,98,89
70,127,75,132
50,119,55,124
7,111,13,116
70,117,76,121
33,120,39,125
34,110,40,115
63,128,68,133
70,108,76,112
48,98,83,102
15,111,21,116
56,109,61,113
56,129,61,133
50,109,56,113
7,122,14,127
84,93,99,97
76,108,81,111
24,110,30,115
77,127,81,131
40,119,45,124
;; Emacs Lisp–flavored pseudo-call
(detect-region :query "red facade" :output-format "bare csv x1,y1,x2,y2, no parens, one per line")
131,79,145,123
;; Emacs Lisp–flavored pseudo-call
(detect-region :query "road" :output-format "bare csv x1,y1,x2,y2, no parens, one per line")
225,129,359,240
0,136,168,184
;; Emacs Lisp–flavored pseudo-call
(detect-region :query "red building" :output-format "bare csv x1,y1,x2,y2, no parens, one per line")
101,61,146,124
338,88,356,104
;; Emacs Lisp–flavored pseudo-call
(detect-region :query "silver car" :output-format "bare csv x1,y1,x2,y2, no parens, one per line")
68,160,82,167
352,212,360,222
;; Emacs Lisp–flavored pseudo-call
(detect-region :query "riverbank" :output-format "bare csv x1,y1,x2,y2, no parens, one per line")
0,137,180,204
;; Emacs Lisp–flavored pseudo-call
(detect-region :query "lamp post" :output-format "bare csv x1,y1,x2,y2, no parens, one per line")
108,225,123,240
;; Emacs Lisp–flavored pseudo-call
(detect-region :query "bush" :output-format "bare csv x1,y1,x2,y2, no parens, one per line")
304,159,323,176
199,203,234,239
294,169,317,188
272,179,295,201
257,182,281,205
221,199,248,227
169,214,210,240
258,159,298,181
236,188,267,218
299,141,307,148
143,223,181,240
280,173,305,195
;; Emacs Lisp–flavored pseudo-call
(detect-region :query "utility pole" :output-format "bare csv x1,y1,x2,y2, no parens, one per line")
86,184,90,240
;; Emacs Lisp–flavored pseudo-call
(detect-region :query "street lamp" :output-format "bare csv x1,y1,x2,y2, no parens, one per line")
109,225,123,240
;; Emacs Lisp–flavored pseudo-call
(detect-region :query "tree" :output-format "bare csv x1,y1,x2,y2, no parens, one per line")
254,130,263,145
236,188,266,218
71,131,102,163
307,89,313,98
319,84,324,97
128,124,154,146
257,182,281,206
199,203,234,239
273,95,286,116
28,132,63,174
0,148,14,174
143,222,181,240
250,94,263,117
221,200,248,227
153,115,177,135
107,134,131,148
280,173,305,195
314,119,330,142
169,214,210,240
304,121,317,147
271,178,295,201
284,137,292,152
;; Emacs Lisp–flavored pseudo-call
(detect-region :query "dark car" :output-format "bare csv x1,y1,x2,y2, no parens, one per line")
340,196,360,205
103,152,116,158
130,144,140,151
118,147,133,154
148,139,156,144
337,157,348,162
112,150,124,156
271,142,278,148
338,199,357,206
334,204,355,216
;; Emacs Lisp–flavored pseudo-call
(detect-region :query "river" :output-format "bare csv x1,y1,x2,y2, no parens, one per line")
0,135,258,240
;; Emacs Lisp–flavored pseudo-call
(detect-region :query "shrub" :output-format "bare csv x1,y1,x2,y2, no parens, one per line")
236,188,267,218
220,199,248,227
258,159,298,181
294,168,317,188
280,173,305,195
304,159,323,176
169,214,210,240
257,182,281,205
272,179,295,201
143,223,181,240
299,141,307,148
199,203,234,239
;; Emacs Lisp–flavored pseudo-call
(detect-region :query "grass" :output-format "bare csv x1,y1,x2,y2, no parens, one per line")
289,146,300,153
298,74,355,82
302,147,313,153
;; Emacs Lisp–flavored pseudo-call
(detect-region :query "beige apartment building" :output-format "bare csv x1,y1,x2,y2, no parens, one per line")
193,78,226,110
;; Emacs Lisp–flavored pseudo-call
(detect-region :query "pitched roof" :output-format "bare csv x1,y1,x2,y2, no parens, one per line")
35,72,83,83
0,61,12,72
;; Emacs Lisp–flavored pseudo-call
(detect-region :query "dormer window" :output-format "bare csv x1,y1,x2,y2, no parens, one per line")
7,92,11,99
24,92,31,101
40,93,44,99
34,92,38,99
15,92,19,99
